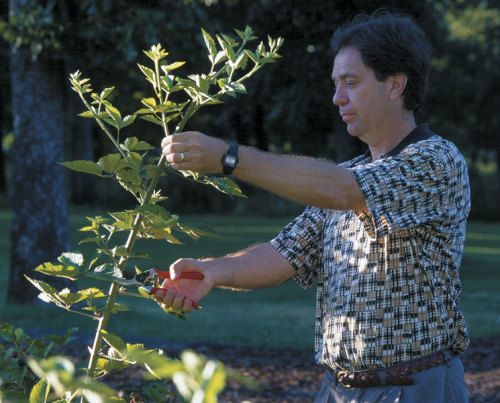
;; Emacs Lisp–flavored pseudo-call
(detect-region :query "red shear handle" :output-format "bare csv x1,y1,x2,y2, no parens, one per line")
155,270,205,281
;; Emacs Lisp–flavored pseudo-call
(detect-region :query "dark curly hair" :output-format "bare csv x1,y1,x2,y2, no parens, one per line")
331,11,431,111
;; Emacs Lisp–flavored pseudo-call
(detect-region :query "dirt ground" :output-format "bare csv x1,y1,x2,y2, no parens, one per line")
103,336,499,402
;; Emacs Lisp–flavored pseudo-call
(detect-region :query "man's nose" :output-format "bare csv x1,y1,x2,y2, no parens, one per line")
333,86,347,106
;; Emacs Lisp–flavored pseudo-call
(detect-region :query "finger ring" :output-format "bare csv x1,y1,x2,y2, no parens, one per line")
180,152,185,162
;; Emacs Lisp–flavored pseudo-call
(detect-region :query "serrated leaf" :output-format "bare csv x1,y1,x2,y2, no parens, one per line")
58,252,84,267
35,262,80,281
98,153,122,173
78,236,101,245
235,28,246,41
139,114,163,126
177,223,218,241
141,97,157,109
87,264,125,284
214,50,227,65
121,114,136,129
100,86,115,99
25,276,64,306
123,137,154,152
202,28,218,61
106,104,122,120
121,348,183,380
29,378,50,403
111,303,130,313
55,287,105,306
137,64,155,83
101,331,127,351
95,356,130,377
217,34,236,62
59,160,103,176
78,110,95,118
116,169,142,195
200,175,246,197
164,61,186,71
244,49,259,63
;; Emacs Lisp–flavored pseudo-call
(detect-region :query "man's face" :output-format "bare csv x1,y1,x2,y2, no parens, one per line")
331,47,393,142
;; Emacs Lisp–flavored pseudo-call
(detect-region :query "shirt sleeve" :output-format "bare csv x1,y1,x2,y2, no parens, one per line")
269,206,326,289
348,141,470,239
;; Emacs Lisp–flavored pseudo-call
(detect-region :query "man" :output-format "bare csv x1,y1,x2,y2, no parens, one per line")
157,12,470,402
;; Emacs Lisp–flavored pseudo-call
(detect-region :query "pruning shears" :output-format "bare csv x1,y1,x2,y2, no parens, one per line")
119,268,204,308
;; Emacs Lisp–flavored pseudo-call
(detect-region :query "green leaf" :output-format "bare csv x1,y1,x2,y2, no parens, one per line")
28,356,117,400
139,114,163,126
199,175,246,197
163,61,186,71
106,104,122,120
115,169,142,195
214,50,227,65
94,356,130,377
233,53,248,70
29,378,50,403
88,264,124,284
141,97,157,109
58,252,84,267
78,236,101,245
217,34,236,62
100,86,115,99
59,160,103,176
203,362,227,403
121,114,136,129
177,223,218,241
48,287,105,307
202,28,218,62
122,137,154,152
35,262,80,281
0,322,16,342
25,276,62,305
78,110,95,118
101,331,127,352
244,49,259,63
137,64,155,83
98,153,122,173
110,303,130,313
121,348,184,380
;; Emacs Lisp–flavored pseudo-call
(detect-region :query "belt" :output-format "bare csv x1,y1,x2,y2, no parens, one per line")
333,350,454,388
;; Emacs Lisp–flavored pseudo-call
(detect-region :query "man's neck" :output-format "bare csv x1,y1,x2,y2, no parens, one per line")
368,114,416,161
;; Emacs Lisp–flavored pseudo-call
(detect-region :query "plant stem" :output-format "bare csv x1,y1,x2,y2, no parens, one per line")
78,93,127,160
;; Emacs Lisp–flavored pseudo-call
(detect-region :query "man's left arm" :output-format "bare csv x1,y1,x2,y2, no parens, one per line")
161,131,367,212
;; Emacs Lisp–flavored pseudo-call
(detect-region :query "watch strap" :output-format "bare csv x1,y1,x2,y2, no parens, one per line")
221,140,239,175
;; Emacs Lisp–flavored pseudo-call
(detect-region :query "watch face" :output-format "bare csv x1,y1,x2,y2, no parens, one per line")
225,155,237,167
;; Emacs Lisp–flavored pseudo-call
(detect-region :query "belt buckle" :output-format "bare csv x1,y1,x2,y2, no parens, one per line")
336,370,353,388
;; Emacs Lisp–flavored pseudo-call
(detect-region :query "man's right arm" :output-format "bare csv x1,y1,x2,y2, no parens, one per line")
154,243,295,313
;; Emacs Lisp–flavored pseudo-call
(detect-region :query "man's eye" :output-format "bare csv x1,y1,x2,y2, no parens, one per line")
346,81,356,86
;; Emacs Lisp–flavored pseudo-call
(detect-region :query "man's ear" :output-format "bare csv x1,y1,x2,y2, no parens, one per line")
388,73,408,101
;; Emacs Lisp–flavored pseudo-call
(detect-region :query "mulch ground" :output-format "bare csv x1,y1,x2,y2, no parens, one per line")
94,336,499,402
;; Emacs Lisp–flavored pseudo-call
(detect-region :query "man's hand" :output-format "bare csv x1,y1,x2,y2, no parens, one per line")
161,131,228,173
154,258,215,314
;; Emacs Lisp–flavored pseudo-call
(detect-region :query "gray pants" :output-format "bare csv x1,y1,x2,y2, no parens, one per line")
315,355,469,403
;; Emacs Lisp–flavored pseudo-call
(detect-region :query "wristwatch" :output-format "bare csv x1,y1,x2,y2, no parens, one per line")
221,140,239,175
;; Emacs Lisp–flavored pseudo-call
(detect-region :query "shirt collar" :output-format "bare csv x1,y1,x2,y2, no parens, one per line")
362,123,434,160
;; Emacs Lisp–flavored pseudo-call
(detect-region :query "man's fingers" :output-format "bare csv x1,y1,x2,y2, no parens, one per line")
161,132,193,147
183,298,194,313
169,258,204,280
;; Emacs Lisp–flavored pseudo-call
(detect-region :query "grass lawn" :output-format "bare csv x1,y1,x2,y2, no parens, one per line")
0,207,499,350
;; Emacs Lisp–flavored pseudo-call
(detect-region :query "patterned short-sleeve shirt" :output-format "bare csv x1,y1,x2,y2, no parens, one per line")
270,124,471,371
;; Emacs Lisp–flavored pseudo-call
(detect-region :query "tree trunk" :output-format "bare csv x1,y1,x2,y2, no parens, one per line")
7,1,69,303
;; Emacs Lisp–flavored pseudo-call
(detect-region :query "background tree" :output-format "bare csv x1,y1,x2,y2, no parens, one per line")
5,0,69,303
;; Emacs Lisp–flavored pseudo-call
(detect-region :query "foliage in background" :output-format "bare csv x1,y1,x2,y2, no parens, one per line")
0,0,499,219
